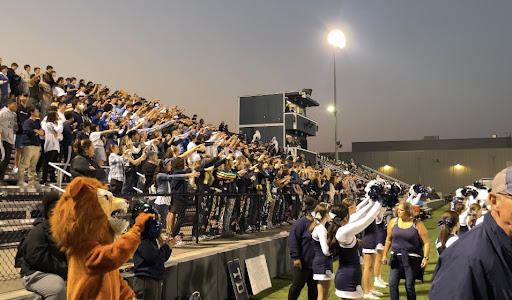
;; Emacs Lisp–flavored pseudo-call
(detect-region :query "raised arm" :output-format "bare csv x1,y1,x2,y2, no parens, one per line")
408,193,422,206
349,197,373,223
336,201,381,242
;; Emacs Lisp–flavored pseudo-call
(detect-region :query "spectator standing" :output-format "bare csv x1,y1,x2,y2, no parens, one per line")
7,63,21,98
288,197,319,300
14,94,30,173
429,167,512,300
41,111,63,184
51,77,66,98
61,111,75,166
0,99,17,184
132,218,178,300
382,202,430,300
27,70,43,108
18,107,44,186
20,65,31,95
0,66,9,108
107,143,130,194
20,65,31,83
39,73,53,120
89,124,117,166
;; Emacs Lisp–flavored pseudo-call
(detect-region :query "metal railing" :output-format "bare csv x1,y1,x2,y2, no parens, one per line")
0,190,309,282
360,165,411,188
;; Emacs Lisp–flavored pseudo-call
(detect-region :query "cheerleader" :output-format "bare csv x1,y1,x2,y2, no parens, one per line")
435,210,459,256
373,212,389,288
467,203,482,230
327,197,382,299
310,202,333,300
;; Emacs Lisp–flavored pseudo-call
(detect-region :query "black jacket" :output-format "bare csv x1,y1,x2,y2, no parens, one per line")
133,239,172,281
17,219,68,279
70,154,106,181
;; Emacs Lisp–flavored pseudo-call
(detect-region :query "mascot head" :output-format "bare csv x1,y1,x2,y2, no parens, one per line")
50,177,129,256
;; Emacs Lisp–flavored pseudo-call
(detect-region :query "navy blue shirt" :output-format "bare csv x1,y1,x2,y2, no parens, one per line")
62,121,74,147
288,215,315,269
22,119,41,146
430,213,512,300
133,239,172,281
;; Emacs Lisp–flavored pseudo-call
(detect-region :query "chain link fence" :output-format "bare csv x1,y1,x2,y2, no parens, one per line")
0,191,305,282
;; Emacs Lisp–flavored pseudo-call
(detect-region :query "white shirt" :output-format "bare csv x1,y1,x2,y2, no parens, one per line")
44,122,63,152
89,132,104,148
311,224,331,256
52,86,66,97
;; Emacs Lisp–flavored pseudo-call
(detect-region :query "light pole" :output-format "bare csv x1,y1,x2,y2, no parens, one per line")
327,29,346,162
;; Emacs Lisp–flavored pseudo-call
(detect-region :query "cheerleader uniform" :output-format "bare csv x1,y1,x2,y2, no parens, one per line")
458,209,469,236
311,224,334,280
435,234,458,256
375,214,387,251
361,220,377,254
334,200,382,299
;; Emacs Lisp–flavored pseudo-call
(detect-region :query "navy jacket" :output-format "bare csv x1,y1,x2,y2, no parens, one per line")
22,119,41,146
430,213,512,300
133,239,172,281
288,216,315,269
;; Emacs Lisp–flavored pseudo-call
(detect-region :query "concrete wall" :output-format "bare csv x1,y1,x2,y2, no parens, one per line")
338,148,512,195
352,137,512,152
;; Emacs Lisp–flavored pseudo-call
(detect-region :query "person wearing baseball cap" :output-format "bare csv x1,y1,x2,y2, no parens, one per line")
429,167,512,300
288,196,319,300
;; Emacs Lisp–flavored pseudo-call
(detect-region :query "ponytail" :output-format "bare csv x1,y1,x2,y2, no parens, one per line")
468,204,481,228
73,139,92,157
438,210,459,248
327,204,349,257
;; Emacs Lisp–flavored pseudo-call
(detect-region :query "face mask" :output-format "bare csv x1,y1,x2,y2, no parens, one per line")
78,104,85,110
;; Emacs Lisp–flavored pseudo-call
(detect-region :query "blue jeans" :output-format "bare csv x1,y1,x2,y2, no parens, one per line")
389,256,416,300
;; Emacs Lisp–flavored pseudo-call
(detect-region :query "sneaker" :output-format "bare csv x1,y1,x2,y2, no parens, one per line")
378,277,389,286
363,294,380,299
372,290,384,296
17,181,28,187
13,167,18,173
374,279,387,288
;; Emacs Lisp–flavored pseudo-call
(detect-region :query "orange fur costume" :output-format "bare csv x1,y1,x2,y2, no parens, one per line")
50,177,153,300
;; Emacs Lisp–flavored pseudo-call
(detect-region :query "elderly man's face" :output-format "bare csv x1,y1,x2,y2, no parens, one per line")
490,192,512,239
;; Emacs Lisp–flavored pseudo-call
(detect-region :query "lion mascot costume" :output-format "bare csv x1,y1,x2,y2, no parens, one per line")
50,177,153,300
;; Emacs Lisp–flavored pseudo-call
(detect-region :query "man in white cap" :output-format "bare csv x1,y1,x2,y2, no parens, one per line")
429,167,512,299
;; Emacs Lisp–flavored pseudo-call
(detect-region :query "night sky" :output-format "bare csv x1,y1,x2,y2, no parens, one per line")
3,1,511,152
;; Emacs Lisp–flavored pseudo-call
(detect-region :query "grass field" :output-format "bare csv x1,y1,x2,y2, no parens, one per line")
251,205,447,300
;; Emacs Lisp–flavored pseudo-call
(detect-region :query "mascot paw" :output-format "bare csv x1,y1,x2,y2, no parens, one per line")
135,213,156,230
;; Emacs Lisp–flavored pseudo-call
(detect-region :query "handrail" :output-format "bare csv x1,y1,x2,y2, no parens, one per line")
318,159,368,182
360,165,410,188
49,184,65,193
48,162,71,177
133,187,143,194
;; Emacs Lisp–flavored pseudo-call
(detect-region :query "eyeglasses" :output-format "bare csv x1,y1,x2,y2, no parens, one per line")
498,193,512,201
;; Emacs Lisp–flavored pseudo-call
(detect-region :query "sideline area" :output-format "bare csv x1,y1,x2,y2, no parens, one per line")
251,205,447,300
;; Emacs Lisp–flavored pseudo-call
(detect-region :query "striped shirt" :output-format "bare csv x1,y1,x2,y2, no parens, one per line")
108,153,129,182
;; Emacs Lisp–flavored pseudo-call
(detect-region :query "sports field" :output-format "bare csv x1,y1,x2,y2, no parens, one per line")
251,204,447,300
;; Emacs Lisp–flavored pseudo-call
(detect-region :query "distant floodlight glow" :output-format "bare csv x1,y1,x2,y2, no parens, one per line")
327,105,335,112
328,30,346,49
384,165,391,169
455,164,463,169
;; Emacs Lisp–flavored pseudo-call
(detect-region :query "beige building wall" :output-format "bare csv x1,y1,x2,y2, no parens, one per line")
338,148,512,195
